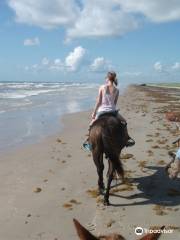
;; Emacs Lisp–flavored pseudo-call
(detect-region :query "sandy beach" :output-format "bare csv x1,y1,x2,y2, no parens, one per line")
0,85,180,240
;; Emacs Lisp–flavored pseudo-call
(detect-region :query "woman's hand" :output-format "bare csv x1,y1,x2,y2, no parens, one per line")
92,112,96,119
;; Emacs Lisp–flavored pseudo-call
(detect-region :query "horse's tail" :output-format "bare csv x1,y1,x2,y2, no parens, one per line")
102,133,124,179
110,152,124,179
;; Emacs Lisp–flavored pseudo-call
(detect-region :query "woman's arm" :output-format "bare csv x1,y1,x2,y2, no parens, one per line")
92,87,103,119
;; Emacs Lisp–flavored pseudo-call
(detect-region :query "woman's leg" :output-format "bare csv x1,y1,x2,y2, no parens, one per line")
83,114,99,151
117,113,135,147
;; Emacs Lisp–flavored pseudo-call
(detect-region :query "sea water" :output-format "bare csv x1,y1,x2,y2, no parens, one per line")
0,82,99,152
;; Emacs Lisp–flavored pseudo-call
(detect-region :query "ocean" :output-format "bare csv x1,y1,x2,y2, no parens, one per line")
0,82,99,152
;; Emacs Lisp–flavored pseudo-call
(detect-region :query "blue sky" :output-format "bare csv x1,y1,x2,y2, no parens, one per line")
0,0,180,84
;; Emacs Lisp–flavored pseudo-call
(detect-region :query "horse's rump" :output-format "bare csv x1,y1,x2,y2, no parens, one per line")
90,115,125,148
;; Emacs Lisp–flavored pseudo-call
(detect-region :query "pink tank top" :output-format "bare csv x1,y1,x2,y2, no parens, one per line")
98,85,119,113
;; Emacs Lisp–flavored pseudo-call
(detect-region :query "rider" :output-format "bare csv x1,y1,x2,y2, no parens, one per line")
83,71,135,151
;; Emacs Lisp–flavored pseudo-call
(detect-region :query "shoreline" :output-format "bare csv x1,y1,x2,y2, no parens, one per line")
0,81,99,153
0,85,180,239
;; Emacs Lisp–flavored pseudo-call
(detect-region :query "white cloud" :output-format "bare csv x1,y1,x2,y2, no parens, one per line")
24,37,40,46
116,0,180,23
25,46,86,72
90,57,111,72
9,0,180,40
154,61,163,72
8,0,79,29
66,1,138,40
65,46,86,71
172,62,180,70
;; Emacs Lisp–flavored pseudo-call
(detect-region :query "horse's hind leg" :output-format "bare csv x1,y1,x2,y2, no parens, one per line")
92,150,105,194
104,161,114,206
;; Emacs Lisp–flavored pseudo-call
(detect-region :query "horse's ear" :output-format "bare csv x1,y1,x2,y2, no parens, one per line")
138,226,165,240
73,219,98,240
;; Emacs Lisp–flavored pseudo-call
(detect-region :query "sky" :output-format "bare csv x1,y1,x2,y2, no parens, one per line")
0,0,180,84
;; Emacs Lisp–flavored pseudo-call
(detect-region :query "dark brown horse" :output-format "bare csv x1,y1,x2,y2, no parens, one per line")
89,113,129,205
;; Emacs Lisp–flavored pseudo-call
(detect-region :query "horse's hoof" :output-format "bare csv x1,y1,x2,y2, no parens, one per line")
104,199,110,206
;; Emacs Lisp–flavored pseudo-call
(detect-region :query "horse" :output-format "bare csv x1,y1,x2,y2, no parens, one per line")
88,112,129,205
73,218,164,240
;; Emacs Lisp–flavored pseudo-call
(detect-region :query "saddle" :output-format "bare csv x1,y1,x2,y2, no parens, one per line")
91,110,127,130
98,110,119,119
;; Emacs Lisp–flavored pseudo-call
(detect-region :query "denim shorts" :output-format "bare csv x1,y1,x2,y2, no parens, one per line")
96,110,117,119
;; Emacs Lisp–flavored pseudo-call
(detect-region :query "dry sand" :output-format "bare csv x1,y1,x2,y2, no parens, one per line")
0,85,180,240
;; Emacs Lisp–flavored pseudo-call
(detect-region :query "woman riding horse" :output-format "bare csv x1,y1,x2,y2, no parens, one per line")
83,71,135,151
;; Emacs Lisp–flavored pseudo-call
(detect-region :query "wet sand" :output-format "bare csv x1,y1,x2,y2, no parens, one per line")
0,85,180,240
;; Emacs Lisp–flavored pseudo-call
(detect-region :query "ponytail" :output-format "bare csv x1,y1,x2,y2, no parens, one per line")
108,71,118,86
114,77,118,86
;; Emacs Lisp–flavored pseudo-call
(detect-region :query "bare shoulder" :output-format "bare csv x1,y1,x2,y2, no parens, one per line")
99,84,105,92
